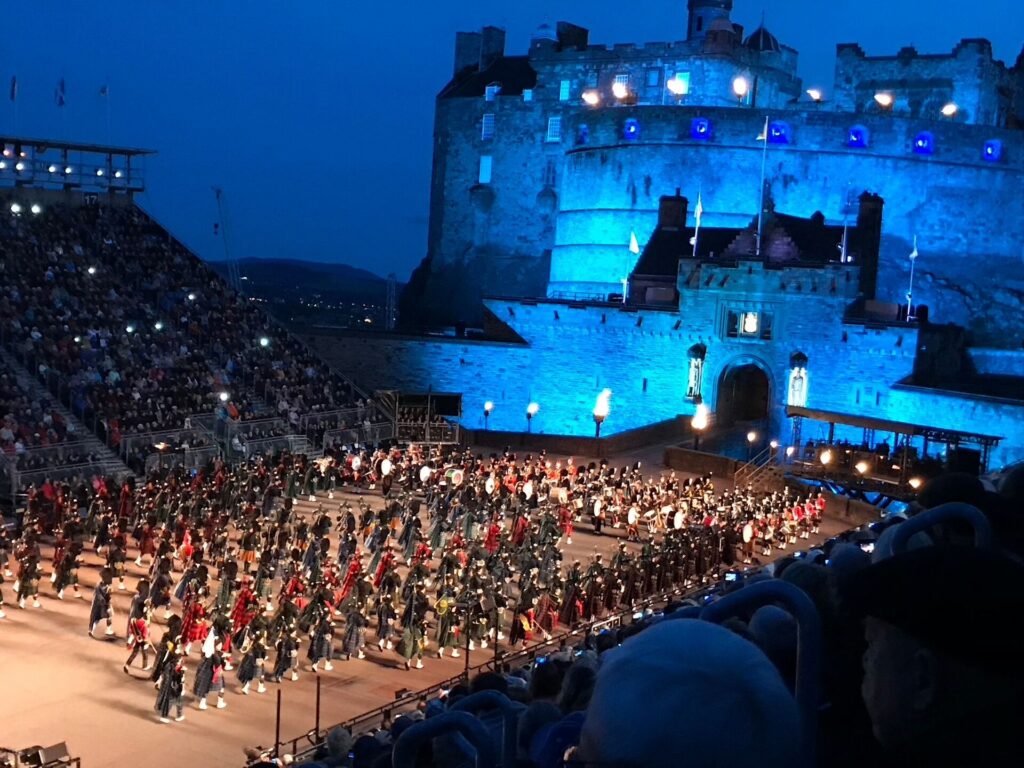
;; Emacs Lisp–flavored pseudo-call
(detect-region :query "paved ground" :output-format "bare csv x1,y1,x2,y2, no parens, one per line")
0,463,851,767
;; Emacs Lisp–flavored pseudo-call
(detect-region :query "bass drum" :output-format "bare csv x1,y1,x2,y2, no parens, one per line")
592,498,603,519
627,507,639,525
673,510,684,530
444,468,464,486
380,458,393,477
419,465,433,483
742,523,754,543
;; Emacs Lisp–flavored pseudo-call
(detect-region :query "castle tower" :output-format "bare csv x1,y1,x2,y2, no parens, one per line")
687,0,733,41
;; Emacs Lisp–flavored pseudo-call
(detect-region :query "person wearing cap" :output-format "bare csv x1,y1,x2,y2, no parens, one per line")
843,544,1024,766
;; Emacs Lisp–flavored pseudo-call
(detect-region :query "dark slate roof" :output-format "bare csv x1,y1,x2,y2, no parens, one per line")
633,211,850,278
744,26,781,53
632,225,741,277
439,56,538,99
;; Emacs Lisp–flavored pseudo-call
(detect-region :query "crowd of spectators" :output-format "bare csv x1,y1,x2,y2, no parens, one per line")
0,201,371,461
258,465,1024,768
0,373,73,452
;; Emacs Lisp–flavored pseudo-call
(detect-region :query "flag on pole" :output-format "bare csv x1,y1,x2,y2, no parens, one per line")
9,76,16,102
55,78,66,107
909,235,918,260
694,193,703,227
756,116,769,141
628,231,640,255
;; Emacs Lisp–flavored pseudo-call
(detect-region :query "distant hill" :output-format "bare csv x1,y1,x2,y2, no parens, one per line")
209,258,394,301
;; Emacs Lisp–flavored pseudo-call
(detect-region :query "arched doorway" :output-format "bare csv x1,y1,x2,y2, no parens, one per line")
717,363,770,426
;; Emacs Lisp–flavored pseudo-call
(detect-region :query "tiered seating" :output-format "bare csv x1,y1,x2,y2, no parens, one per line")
0,200,378,478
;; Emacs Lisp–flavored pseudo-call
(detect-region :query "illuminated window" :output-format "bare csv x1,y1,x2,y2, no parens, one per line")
672,72,691,95
848,125,869,148
726,310,771,339
523,89,534,102
485,84,501,102
587,71,599,88
481,113,495,141
559,80,571,101
623,118,641,141
913,131,935,155
478,155,492,184
690,117,711,140
646,69,662,88
614,74,630,87
546,116,563,142
768,121,791,144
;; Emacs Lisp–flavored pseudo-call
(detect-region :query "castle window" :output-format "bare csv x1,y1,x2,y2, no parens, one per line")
576,124,589,146
913,131,935,155
614,74,630,87
726,310,769,339
587,71,599,88
485,84,501,102
523,89,534,102
673,72,691,96
768,121,791,144
848,125,869,148
696,16,704,32
686,344,707,400
690,117,712,140
645,68,662,88
623,118,641,141
481,113,495,141
983,139,1003,162
543,159,556,187
478,155,493,184
546,116,563,143
559,80,571,102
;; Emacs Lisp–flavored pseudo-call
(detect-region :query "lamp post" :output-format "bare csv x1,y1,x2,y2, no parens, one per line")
592,389,611,439
732,75,749,105
690,401,708,451
874,92,894,111
746,430,757,460
483,401,494,430
526,402,539,433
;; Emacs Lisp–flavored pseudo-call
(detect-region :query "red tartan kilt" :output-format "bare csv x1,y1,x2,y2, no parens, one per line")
188,623,209,642
141,539,157,556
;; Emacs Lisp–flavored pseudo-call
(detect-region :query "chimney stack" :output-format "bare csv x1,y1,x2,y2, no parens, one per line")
658,189,689,230
480,26,506,70
453,31,482,75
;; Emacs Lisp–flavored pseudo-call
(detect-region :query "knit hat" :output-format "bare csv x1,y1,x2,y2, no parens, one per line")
577,620,800,768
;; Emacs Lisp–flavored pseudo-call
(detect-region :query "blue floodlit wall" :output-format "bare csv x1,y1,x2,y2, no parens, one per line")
304,297,1024,468
548,106,1024,345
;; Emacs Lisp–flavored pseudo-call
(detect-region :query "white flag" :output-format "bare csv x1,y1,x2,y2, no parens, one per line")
756,116,768,142
695,193,703,227
909,235,918,260
629,231,640,254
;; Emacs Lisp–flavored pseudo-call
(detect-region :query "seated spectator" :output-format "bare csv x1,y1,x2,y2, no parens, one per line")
842,544,1024,767
576,620,801,768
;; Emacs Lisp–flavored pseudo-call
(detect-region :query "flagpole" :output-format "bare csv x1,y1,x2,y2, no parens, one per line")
906,236,918,322
756,116,769,257
692,187,702,260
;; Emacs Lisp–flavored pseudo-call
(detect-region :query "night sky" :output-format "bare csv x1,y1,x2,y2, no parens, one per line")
3,1,1021,279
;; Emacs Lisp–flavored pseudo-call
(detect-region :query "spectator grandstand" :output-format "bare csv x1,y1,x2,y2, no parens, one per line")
0,194,392,498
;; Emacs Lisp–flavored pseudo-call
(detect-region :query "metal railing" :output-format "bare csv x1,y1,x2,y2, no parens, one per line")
254,577,720,764
395,420,461,445
6,459,131,505
236,434,311,461
733,445,774,486
322,422,396,452
144,445,221,474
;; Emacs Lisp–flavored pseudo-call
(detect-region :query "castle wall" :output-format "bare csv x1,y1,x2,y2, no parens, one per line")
549,106,1024,345
304,303,1023,467
832,40,1017,126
